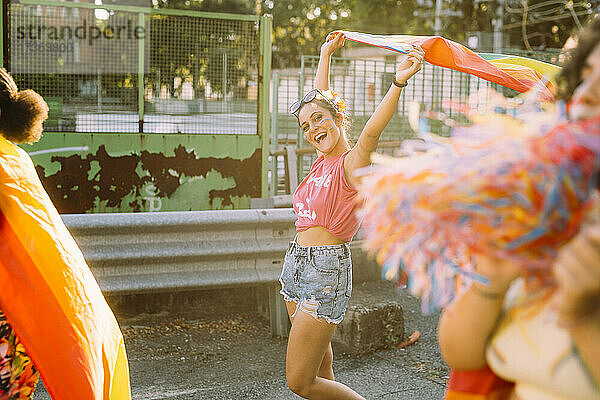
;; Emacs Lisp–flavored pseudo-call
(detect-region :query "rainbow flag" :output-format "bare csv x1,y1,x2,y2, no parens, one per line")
0,136,131,399
336,31,559,98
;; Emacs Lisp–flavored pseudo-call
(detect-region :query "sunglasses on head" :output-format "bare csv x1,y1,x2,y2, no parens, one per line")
289,89,340,117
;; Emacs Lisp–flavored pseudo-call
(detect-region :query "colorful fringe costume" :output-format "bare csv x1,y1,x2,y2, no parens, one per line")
359,106,600,313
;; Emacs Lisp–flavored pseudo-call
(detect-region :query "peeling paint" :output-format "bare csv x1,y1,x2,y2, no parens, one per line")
36,145,261,213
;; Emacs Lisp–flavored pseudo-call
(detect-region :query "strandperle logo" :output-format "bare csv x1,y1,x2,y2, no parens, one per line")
10,6,150,75
15,18,146,46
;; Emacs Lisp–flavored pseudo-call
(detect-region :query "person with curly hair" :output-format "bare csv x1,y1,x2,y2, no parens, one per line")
0,69,48,145
279,33,424,399
439,15,600,400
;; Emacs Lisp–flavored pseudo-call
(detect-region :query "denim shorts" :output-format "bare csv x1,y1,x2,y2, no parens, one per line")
279,240,352,324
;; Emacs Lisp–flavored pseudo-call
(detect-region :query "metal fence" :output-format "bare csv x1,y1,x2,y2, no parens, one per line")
4,1,273,211
61,208,377,336
269,54,535,195
63,209,296,293
6,0,263,135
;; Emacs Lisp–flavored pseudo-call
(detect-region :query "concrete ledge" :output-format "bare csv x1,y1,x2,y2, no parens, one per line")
333,281,404,355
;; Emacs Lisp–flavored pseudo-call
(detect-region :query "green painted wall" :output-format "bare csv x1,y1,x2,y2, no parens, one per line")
24,133,262,213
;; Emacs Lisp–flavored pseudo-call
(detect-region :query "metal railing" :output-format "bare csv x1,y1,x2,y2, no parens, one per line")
63,208,295,335
63,209,296,293
62,208,377,335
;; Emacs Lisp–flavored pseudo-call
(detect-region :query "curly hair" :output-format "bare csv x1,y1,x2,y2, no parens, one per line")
0,69,49,144
557,16,600,101
307,98,353,147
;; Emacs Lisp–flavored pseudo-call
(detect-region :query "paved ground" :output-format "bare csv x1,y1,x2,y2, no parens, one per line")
33,281,449,400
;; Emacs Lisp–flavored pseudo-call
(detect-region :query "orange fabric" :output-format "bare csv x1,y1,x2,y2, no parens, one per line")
337,31,555,99
417,36,543,94
445,367,514,400
0,212,93,399
0,136,131,400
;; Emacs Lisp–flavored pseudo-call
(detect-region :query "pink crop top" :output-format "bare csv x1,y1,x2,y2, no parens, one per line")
292,150,361,242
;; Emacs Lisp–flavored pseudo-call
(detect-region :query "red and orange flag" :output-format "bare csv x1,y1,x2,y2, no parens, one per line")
336,31,559,99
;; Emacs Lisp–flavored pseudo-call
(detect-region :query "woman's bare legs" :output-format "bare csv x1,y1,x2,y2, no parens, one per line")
286,301,334,380
284,301,365,400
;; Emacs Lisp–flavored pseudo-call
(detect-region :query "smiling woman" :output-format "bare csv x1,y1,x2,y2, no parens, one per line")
290,88,350,148
278,32,424,399
557,20,600,122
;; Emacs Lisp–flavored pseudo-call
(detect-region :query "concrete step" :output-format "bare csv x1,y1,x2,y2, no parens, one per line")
333,280,404,355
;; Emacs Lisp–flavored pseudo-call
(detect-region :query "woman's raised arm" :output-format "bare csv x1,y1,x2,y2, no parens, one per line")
315,33,345,91
344,46,424,187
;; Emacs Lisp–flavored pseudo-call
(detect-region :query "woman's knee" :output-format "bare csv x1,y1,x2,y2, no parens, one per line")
286,372,315,397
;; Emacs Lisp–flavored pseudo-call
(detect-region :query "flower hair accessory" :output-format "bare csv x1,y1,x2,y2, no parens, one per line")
321,89,347,115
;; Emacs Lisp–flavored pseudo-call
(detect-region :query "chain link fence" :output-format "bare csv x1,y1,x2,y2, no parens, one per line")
7,1,261,135
9,3,138,132
144,13,259,134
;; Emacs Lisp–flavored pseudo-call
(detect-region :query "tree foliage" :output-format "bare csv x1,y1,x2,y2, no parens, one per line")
258,0,349,69
259,0,430,69
502,0,599,49
259,0,598,68
151,0,597,73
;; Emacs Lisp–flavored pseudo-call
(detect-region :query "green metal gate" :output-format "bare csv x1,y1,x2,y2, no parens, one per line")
2,0,271,213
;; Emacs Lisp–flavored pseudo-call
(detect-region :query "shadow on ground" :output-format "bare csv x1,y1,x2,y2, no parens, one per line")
33,281,448,400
